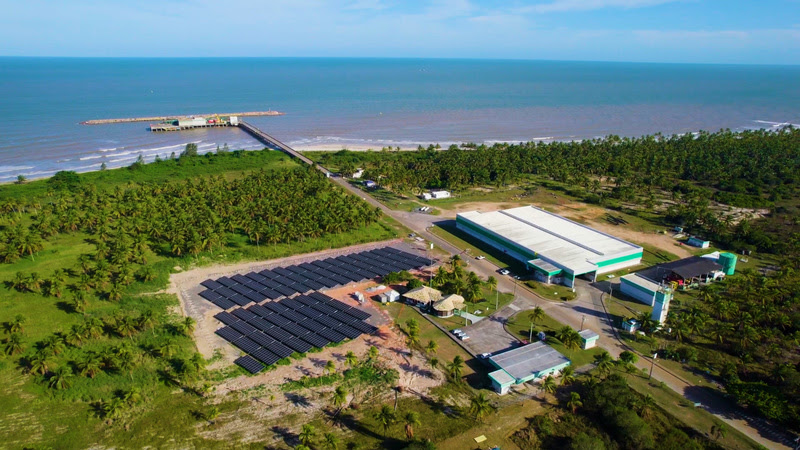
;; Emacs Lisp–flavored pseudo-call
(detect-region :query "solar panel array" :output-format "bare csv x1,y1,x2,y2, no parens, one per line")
198,247,429,310
214,291,379,374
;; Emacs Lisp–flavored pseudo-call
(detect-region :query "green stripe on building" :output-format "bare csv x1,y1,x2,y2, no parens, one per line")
595,251,643,267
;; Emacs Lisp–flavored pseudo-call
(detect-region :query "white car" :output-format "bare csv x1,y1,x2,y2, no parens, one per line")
459,334,470,341
452,329,463,335
480,353,491,359
474,309,482,315
499,269,510,275
476,255,485,260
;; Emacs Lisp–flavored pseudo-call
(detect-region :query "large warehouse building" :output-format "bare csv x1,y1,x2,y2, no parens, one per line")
456,206,643,287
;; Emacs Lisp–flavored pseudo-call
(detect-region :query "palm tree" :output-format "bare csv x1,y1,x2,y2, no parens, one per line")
560,365,575,386
428,357,439,372
403,411,421,440
374,404,397,437
78,352,103,378
368,345,379,361
541,375,557,400
528,306,545,328
446,356,464,382
566,392,583,414
43,335,66,356
323,432,340,450
299,424,316,447
629,391,654,418
324,360,336,374
29,353,50,375
8,314,26,334
180,317,196,336
469,392,493,422
345,351,358,367
594,351,614,377
332,385,348,415
48,366,73,390
124,387,143,405
425,340,438,355
710,423,727,442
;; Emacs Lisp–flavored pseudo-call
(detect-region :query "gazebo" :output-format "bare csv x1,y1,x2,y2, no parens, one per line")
403,286,442,308
432,294,465,318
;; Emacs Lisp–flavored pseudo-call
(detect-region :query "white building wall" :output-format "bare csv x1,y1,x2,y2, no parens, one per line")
596,256,642,275
620,281,656,306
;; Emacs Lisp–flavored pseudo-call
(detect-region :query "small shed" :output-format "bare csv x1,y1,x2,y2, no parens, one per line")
432,294,465,318
622,319,640,334
353,291,366,303
687,237,710,248
578,329,599,349
488,342,571,390
379,289,400,303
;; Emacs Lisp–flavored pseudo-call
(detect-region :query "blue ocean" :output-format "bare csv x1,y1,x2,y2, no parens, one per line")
1,57,799,182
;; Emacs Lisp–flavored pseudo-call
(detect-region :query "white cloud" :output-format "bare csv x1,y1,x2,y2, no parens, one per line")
520,0,681,13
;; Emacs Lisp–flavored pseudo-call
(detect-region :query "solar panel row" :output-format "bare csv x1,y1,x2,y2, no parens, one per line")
198,247,428,310
213,293,378,369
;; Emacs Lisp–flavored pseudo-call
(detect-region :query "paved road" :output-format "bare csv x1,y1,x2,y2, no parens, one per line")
324,177,794,449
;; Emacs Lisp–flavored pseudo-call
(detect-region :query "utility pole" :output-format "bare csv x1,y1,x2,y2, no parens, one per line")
580,315,586,331
495,289,499,311
529,322,534,342
649,351,657,380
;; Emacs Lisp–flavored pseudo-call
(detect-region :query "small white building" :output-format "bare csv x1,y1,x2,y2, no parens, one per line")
622,319,640,334
687,236,710,248
579,329,599,349
229,116,239,126
351,168,364,179
353,291,366,303
422,190,451,200
379,289,400,303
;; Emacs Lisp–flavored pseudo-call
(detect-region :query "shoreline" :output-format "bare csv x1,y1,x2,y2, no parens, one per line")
81,110,284,125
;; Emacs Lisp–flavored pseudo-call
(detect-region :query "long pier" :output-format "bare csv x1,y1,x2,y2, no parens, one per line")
237,120,316,166
81,111,284,125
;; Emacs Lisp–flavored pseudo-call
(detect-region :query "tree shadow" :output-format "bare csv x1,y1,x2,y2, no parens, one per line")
270,425,298,448
284,392,312,408
54,301,78,314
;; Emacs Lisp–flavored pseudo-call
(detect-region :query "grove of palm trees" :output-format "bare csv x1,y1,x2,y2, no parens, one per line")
0,149,396,448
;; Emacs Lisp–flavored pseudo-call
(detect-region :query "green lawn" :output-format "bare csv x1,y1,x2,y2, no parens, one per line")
523,280,577,302
505,311,605,368
384,302,476,377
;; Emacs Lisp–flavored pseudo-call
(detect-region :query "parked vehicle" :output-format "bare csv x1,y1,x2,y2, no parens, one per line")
499,269,510,275
459,334,470,341
480,353,491,359
476,255,485,260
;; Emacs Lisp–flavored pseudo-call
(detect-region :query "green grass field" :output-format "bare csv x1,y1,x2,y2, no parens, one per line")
505,311,605,368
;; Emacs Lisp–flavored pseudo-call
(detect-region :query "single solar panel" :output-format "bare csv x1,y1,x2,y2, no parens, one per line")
248,318,273,332
328,299,353,311
328,274,354,285
301,279,325,290
199,289,221,301
281,322,310,337
280,298,305,310
265,326,294,342
231,284,255,296
215,326,243,342
247,304,272,317
351,321,378,334
283,337,313,353
265,341,294,358
230,321,257,335
287,283,311,294
232,308,258,321
311,302,339,316
337,324,362,339
258,278,282,289
274,284,297,297
201,279,224,290
299,262,318,271
318,328,347,343
294,295,319,306
212,298,237,310
235,355,264,374
296,307,323,320
331,310,359,324
249,331,275,347
279,309,306,323
285,272,309,283
229,294,252,306
316,315,346,328
233,337,261,354
311,260,333,269
264,314,292,327
245,272,267,283
259,269,280,279
231,274,251,285
244,291,267,303
309,292,334,302
214,311,239,326
251,348,281,366
301,333,330,348
272,267,294,277
259,288,282,300
345,308,371,320
215,286,237,298
262,301,291,314
299,318,325,333
315,276,339,288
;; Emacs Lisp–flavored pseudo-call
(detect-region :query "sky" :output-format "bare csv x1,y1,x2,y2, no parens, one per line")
1,0,799,64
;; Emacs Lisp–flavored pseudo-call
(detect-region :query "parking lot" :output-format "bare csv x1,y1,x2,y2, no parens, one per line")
459,295,537,356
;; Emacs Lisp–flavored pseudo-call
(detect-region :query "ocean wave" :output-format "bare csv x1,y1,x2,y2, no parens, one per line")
753,119,800,128
98,147,118,152
80,155,105,161
0,165,35,174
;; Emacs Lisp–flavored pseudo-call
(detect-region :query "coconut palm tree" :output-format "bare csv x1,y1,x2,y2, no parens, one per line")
635,394,656,419
324,360,336,374
298,424,316,447
446,356,464,382
425,340,438,355
403,411,421,440
594,351,614,377
345,351,358,367
48,366,73,390
541,375,557,400
322,432,340,450
374,404,397,437
78,352,103,378
566,391,583,414
29,352,50,376
469,392,493,422
528,306,545,328
560,365,575,386
710,423,727,442
180,317,196,337
332,385,348,416
8,314,26,334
